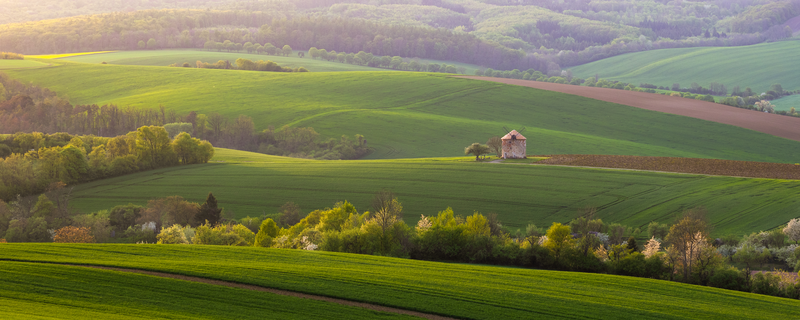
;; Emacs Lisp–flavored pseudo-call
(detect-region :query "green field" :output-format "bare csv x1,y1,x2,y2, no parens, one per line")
0,261,413,320
7,60,800,162
2,244,798,319
772,94,800,112
67,148,800,236
58,49,388,72
0,59,48,69
570,40,800,94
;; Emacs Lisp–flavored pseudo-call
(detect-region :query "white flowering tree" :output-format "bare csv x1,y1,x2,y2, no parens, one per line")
783,218,800,244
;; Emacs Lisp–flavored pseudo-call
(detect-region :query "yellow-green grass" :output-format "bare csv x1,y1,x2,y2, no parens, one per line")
570,40,800,94
27,51,116,59
57,49,389,72
0,261,414,320
0,59,47,69
2,244,799,319
57,49,483,74
69,148,800,236
6,61,800,162
772,94,800,112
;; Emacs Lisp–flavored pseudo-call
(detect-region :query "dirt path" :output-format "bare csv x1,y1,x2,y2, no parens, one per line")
69,264,456,320
457,76,800,142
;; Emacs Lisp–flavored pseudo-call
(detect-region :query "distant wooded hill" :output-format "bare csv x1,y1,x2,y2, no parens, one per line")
1,0,798,72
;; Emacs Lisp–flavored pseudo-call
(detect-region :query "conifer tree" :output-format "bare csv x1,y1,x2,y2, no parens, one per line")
196,192,222,226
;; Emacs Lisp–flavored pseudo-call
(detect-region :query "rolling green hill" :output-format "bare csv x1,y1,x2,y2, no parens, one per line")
2,244,798,319
570,40,800,94
6,59,800,162
0,59,48,70
0,261,412,320
68,148,800,236
772,94,800,111
57,50,389,72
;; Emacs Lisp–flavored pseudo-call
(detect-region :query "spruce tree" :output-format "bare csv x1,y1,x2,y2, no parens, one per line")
196,192,222,226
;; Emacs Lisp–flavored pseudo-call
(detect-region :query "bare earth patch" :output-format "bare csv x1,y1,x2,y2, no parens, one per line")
534,154,800,179
71,264,455,320
458,76,800,143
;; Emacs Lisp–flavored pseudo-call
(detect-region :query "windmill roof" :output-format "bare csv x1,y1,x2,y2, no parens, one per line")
502,130,526,140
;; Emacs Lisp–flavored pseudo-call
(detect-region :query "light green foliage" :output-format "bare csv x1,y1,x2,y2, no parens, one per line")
571,41,800,94
254,218,279,247
157,224,189,244
8,62,800,162
163,122,193,139
6,244,800,319
464,213,490,238
0,261,413,319
317,201,358,233
135,125,176,168
172,132,214,165
192,223,250,246
543,222,574,262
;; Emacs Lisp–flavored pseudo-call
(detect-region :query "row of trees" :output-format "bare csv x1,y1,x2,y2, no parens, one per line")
0,127,214,201
171,58,309,72
306,46,466,73
13,188,800,299
0,52,24,60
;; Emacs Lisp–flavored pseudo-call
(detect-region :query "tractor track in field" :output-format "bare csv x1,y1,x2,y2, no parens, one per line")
57,263,457,320
457,76,800,142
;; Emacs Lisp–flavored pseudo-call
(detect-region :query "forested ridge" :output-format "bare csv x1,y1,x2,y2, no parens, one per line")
1,0,797,72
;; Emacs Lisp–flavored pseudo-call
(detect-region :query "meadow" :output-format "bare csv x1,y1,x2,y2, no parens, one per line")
0,261,413,320
56,49,484,74
6,60,800,162
2,244,799,319
67,148,800,236
0,59,48,69
772,94,800,112
570,40,800,94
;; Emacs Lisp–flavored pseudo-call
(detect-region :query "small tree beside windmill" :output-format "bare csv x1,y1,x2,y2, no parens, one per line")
500,127,527,159
465,143,491,160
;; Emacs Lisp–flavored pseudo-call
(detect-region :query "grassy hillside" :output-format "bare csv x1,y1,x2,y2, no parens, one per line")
570,40,800,94
67,148,800,236
58,50,389,72
772,94,800,111
2,244,799,319
0,261,412,320
6,60,800,162
0,59,47,69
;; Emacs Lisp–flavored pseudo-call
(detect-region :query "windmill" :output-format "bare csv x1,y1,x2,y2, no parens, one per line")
500,126,527,159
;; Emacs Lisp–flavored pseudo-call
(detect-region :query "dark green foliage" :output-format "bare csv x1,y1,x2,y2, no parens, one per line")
626,236,638,252
196,193,222,226
708,267,748,291
109,204,143,232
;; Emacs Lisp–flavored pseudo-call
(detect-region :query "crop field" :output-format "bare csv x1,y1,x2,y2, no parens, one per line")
464,76,800,144
7,60,800,162
56,49,483,74
0,59,48,69
536,155,800,179
772,94,800,112
0,261,413,320
2,244,799,319
66,149,800,236
57,49,388,72
569,40,800,94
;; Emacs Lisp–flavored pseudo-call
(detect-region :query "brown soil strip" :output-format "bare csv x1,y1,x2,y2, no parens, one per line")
533,154,800,179
69,264,456,320
457,76,800,142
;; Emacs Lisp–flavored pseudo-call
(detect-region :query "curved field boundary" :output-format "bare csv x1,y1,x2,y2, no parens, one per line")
458,76,800,142
65,263,455,320
532,154,800,179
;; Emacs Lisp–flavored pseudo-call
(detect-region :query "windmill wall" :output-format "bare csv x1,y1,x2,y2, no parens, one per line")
501,139,526,159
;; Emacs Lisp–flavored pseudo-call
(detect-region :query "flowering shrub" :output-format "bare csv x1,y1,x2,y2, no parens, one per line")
53,226,94,243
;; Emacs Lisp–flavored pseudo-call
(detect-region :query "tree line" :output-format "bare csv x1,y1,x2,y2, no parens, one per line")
4,190,800,300
0,127,213,201
0,52,24,60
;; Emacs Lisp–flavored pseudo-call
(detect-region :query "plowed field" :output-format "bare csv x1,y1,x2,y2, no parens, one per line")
536,154,800,179
460,76,800,143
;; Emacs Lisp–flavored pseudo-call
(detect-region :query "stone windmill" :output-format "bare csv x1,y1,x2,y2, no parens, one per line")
501,127,527,159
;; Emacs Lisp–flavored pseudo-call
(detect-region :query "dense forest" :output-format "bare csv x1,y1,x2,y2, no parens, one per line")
1,0,797,72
